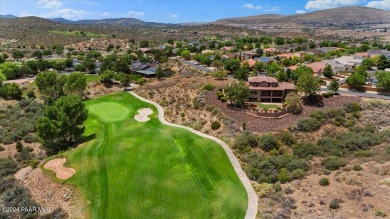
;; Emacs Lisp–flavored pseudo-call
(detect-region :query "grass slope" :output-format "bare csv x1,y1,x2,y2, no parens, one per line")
65,92,247,218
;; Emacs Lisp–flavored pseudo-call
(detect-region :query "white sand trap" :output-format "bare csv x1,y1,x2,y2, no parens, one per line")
44,158,75,180
134,108,153,122
14,166,33,180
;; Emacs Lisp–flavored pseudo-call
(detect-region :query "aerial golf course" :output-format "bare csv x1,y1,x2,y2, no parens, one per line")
64,92,247,218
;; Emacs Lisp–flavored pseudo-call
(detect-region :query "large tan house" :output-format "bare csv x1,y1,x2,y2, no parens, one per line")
248,76,296,102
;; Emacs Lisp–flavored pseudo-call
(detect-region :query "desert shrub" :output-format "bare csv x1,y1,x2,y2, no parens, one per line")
276,131,297,146
211,121,221,130
296,118,322,132
329,199,341,209
293,141,322,158
0,145,3,151
317,137,344,156
15,141,23,152
203,84,215,91
15,146,34,163
278,168,290,183
310,110,328,122
26,90,35,99
322,156,347,170
0,158,18,177
375,210,387,217
29,160,39,169
353,164,363,171
233,131,258,150
273,183,282,192
290,169,306,179
344,102,362,113
322,92,333,98
220,96,227,102
353,150,375,157
258,133,279,152
243,151,309,183
386,145,390,155
319,177,330,186
216,91,224,100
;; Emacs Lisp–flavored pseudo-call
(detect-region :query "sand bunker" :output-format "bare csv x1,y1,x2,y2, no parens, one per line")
44,158,75,180
134,108,153,122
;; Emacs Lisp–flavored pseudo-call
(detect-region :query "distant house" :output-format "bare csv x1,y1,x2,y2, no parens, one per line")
264,48,278,56
318,47,339,53
221,46,233,52
139,48,151,53
305,62,327,77
369,50,390,59
321,60,348,73
254,56,274,63
248,76,296,103
243,59,257,70
201,49,214,55
244,51,258,60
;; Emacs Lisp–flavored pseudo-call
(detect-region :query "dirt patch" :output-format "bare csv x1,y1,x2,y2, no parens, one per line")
134,108,153,122
0,141,42,159
14,166,33,180
21,167,87,217
44,158,75,180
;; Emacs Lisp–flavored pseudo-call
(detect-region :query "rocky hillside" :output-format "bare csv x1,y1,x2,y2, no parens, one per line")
215,7,390,27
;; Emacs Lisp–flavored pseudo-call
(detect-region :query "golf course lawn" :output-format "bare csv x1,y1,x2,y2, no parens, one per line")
65,92,247,218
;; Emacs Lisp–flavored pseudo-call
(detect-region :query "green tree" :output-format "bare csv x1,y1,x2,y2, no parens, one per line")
225,81,250,108
253,61,265,73
6,83,22,99
213,70,228,80
181,50,191,60
140,41,150,48
323,64,333,78
211,60,224,70
155,66,163,80
36,71,67,100
234,66,250,81
12,50,24,61
296,72,320,96
276,71,288,82
284,92,302,114
327,79,339,93
100,70,115,84
32,50,43,59
266,61,281,76
375,71,390,93
64,72,87,97
36,95,88,154
224,59,241,73
346,72,366,89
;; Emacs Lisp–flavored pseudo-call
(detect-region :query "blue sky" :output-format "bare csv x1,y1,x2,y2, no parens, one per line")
1,0,389,23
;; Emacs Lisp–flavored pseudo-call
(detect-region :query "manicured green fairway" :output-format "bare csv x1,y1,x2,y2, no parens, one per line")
65,92,247,218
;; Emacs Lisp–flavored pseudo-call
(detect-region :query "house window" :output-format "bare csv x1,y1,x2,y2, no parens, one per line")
251,91,257,95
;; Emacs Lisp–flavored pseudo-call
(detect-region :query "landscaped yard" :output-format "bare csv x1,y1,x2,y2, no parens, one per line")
64,92,247,218
49,30,109,38
258,103,279,109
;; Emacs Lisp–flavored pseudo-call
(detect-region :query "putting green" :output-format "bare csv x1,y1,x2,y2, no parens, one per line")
65,92,247,218
88,102,130,121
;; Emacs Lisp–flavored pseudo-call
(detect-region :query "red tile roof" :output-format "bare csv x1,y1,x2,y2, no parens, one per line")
248,76,278,83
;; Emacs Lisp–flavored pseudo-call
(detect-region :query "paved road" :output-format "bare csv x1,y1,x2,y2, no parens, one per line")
130,92,258,219
321,87,390,100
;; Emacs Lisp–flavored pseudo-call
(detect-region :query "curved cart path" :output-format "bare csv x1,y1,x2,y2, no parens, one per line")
130,92,258,219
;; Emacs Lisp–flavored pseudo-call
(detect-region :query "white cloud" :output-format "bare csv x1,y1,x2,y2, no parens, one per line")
128,11,144,17
296,10,307,14
264,6,280,12
101,12,111,16
305,0,361,10
38,0,63,9
169,14,178,18
45,8,86,19
242,3,262,10
367,0,390,10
